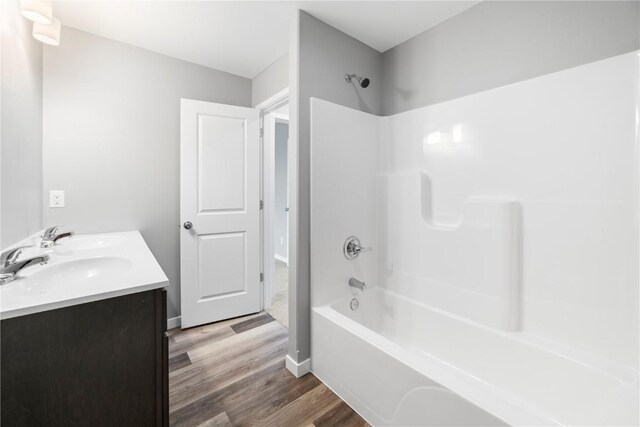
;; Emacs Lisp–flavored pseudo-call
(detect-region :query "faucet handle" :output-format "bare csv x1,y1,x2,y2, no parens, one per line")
353,244,372,254
1,246,32,267
41,226,74,248
343,236,373,260
42,226,59,240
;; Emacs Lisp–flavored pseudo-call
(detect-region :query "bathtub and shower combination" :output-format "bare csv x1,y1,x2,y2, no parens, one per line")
310,52,639,426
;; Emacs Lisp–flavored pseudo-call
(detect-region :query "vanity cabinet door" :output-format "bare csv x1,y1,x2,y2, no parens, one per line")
1,289,168,427
156,288,169,427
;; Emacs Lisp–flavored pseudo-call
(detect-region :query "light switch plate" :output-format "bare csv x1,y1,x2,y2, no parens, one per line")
49,190,65,208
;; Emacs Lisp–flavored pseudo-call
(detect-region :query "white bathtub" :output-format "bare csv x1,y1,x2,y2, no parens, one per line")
311,287,639,426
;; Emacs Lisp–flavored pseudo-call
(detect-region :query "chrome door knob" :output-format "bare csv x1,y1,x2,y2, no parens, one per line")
183,221,193,230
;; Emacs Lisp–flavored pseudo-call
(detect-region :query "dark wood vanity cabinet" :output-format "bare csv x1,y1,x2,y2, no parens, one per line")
1,288,169,427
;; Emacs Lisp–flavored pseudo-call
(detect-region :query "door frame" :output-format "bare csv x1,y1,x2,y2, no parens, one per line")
255,88,289,311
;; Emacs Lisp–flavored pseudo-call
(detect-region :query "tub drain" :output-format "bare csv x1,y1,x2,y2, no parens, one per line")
350,298,359,311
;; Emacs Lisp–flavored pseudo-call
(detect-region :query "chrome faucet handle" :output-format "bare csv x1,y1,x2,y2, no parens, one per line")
42,226,59,240
41,226,73,248
343,236,373,260
1,246,33,267
353,244,372,254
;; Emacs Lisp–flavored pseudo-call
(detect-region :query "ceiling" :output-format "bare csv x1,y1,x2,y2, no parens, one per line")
53,1,480,79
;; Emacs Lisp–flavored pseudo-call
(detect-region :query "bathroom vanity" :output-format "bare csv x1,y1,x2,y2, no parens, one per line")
0,231,169,427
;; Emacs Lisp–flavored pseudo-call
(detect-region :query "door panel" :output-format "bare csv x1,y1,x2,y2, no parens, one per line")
198,232,246,299
180,99,261,328
199,115,246,212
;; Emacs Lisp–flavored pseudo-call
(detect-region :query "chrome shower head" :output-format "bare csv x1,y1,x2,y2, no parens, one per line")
345,73,370,88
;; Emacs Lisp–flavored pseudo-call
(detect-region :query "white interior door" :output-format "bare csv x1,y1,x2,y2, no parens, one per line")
180,98,261,328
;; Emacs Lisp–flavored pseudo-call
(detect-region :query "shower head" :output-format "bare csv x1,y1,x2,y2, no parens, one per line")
345,73,371,88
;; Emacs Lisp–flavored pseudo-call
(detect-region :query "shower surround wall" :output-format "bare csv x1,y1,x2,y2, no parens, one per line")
294,0,640,375
310,51,639,425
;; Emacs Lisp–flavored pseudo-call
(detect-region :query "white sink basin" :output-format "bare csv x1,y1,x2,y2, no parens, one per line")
25,257,132,289
53,235,125,254
1,231,168,319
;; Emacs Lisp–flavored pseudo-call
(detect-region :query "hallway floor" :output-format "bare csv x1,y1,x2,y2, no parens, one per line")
266,259,289,328
168,312,368,427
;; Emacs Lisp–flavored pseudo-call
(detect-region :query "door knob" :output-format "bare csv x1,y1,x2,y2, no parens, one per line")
285,207,289,212
183,221,193,230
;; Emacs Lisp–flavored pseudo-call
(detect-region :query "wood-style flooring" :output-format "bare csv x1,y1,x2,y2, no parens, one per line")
168,312,369,427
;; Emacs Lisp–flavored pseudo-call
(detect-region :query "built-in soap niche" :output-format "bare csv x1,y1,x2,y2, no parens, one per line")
377,171,522,331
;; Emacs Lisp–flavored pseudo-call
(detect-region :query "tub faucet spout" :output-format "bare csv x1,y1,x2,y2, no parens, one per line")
349,277,366,291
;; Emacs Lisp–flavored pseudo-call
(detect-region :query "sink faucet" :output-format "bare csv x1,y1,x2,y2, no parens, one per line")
41,226,74,248
0,254,49,285
1,246,32,267
348,277,367,291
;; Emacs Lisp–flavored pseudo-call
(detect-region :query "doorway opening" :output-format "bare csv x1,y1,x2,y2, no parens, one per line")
260,94,289,328
269,114,289,327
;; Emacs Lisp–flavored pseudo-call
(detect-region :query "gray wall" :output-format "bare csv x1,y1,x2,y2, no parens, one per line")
1,1,43,248
43,27,252,318
274,122,288,261
252,54,289,107
289,10,383,363
382,0,640,115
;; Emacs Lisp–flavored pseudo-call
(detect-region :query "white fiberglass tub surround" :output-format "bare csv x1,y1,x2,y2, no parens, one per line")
310,51,639,426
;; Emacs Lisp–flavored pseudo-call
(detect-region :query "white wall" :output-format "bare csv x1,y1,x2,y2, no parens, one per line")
289,10,383,364
274,122,288,261
1,1,43,248
42,27,252,318
382,0,640,115
252,53,289,107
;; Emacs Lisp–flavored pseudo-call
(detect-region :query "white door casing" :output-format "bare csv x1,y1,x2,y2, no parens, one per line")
263,112,289,308
180,99,261,328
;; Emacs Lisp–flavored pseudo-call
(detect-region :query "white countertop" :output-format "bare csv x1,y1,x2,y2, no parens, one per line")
0,231,169,319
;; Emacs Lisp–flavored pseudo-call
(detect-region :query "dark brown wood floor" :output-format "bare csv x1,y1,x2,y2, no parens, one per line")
168,312,369,427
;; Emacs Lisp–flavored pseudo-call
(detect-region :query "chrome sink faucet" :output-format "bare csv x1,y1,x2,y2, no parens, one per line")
41,226,74,248
1,246,32,268
0,254,49,285
349,277,367,291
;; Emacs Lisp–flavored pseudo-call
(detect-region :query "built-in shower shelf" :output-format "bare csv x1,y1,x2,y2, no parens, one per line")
377,172,521,331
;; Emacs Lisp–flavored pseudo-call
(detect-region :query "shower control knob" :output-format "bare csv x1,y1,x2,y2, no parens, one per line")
183,221,193,230
343,236,372,260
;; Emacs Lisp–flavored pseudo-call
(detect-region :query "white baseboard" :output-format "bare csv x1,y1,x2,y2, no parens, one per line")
274,254,289,265
167,316,181,330
285,355,311,378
